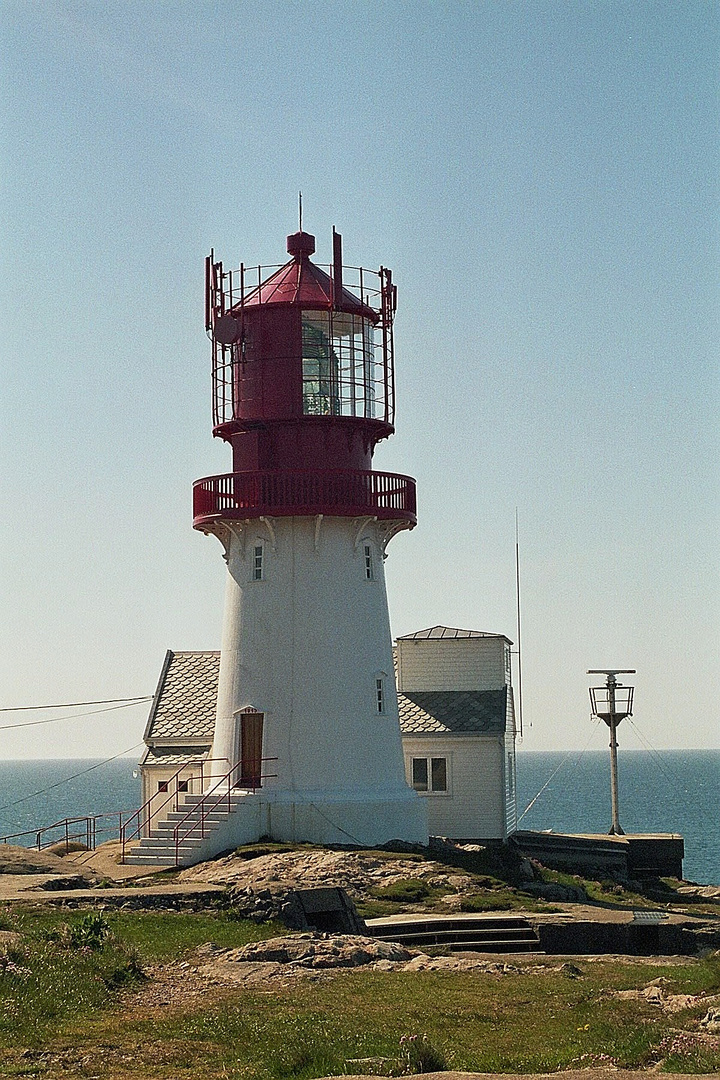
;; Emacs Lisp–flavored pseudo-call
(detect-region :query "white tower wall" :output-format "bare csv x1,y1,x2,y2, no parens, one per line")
208,514,427,846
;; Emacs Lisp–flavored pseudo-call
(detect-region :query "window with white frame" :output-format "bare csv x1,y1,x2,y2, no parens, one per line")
375,676,385,713
252,543,264,581
411,756,448,793
363,542,373,580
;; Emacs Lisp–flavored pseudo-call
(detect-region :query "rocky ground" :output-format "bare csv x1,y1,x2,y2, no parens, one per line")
0,838,718,921
1,842,719,1079
178,845,477,898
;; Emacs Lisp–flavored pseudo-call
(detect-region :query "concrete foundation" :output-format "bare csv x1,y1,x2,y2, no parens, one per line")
511,830,684,879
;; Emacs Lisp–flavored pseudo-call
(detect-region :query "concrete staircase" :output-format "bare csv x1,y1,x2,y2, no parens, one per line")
123,792,245,867
366,913,541,954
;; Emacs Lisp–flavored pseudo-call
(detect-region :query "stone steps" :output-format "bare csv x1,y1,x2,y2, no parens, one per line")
123,792,246,866
367,914,541,954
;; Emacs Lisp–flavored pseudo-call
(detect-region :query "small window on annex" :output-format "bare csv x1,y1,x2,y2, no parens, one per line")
376,677,385,714
411,757,448,793
252,544,264,581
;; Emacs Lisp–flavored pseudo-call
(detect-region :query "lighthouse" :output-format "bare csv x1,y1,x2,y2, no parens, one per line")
193,225,428,847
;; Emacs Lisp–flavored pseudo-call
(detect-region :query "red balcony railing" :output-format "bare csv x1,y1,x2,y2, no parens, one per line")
193,469,417,527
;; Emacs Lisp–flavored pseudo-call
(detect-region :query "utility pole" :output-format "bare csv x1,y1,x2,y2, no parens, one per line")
588,670,635,836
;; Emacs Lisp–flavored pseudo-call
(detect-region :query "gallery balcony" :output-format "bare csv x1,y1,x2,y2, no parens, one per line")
193,468,417,528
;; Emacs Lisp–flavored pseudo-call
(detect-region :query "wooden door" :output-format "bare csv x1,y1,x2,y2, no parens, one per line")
238,711,263,788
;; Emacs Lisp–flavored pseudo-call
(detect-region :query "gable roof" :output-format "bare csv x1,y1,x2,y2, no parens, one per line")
144,650,219,743
139,745,211,767
143,647,511,747
397,688,509,735
398,625,512,643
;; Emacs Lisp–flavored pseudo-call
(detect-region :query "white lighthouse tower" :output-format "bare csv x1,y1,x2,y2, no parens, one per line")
191,225,427,848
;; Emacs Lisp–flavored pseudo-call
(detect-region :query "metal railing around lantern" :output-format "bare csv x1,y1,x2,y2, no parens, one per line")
192,468,417,527
206,258,396,430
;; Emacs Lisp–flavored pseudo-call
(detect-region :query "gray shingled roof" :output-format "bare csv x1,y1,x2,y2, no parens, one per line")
398,625,512,643
397,688,508,735
144,647,509,746
144,650,220,742
140,746,211,766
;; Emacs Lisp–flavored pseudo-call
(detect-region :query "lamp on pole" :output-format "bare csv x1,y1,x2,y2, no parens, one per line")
587,670,635,836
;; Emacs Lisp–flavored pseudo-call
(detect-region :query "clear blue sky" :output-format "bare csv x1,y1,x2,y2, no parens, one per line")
1,0,717,758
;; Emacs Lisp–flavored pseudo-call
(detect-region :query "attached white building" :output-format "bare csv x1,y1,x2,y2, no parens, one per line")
140,624,517,843
138,651,219,826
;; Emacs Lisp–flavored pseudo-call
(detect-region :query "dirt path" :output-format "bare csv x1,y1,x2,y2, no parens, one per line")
331,1073,719,1080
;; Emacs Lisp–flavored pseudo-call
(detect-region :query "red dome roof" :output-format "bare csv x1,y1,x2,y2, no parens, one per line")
230,231,377,321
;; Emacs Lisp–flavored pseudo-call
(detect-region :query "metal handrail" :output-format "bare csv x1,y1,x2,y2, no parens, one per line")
193,468,417,526
214,262,385,315
0,809,133,852
173,758,277,866
119,757,231,861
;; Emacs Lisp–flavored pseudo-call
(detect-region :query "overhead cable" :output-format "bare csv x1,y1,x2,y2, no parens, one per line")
626,717,690,793
517,717,602,825
0,696,151,712
0,700,151,731
0,743,145,813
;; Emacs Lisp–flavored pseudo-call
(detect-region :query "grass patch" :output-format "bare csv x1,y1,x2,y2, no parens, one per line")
234,841,322,860
356,898,409,919
2,900,720,1077
11,906,285,964
459,890,559,914
0,906,286,1052
368,878,451,905
10,954,717,1078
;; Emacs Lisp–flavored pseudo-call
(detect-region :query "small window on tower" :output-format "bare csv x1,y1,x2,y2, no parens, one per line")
157,781,169,793
364,543,373,580
376,677,384,713
252,544,263,581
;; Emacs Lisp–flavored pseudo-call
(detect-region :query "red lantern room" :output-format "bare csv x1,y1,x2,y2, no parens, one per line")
194,227,416,529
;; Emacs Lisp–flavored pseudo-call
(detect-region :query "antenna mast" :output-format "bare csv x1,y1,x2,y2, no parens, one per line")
514,509,524,737
588,669,635,835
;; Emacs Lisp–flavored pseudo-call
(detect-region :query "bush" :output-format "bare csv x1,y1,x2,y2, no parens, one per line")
371,879,432,903
395,1033,447,1074
44,912,111,951
99,948,145,989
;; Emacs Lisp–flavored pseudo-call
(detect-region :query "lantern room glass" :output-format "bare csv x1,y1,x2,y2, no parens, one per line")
301,312,382,420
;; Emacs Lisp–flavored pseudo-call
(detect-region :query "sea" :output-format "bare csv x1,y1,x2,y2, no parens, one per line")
0,750,717,884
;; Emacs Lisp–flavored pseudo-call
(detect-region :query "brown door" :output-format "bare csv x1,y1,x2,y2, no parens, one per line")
239,712,263,788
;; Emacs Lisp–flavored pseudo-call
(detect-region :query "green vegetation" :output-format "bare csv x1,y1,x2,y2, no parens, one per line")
0,905,719,1077
5,905,285,965
369,878,451,904
357,877,455,917
110,959,720,1076
459,890,560,914
0,905,285,1055
234,841,327,860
